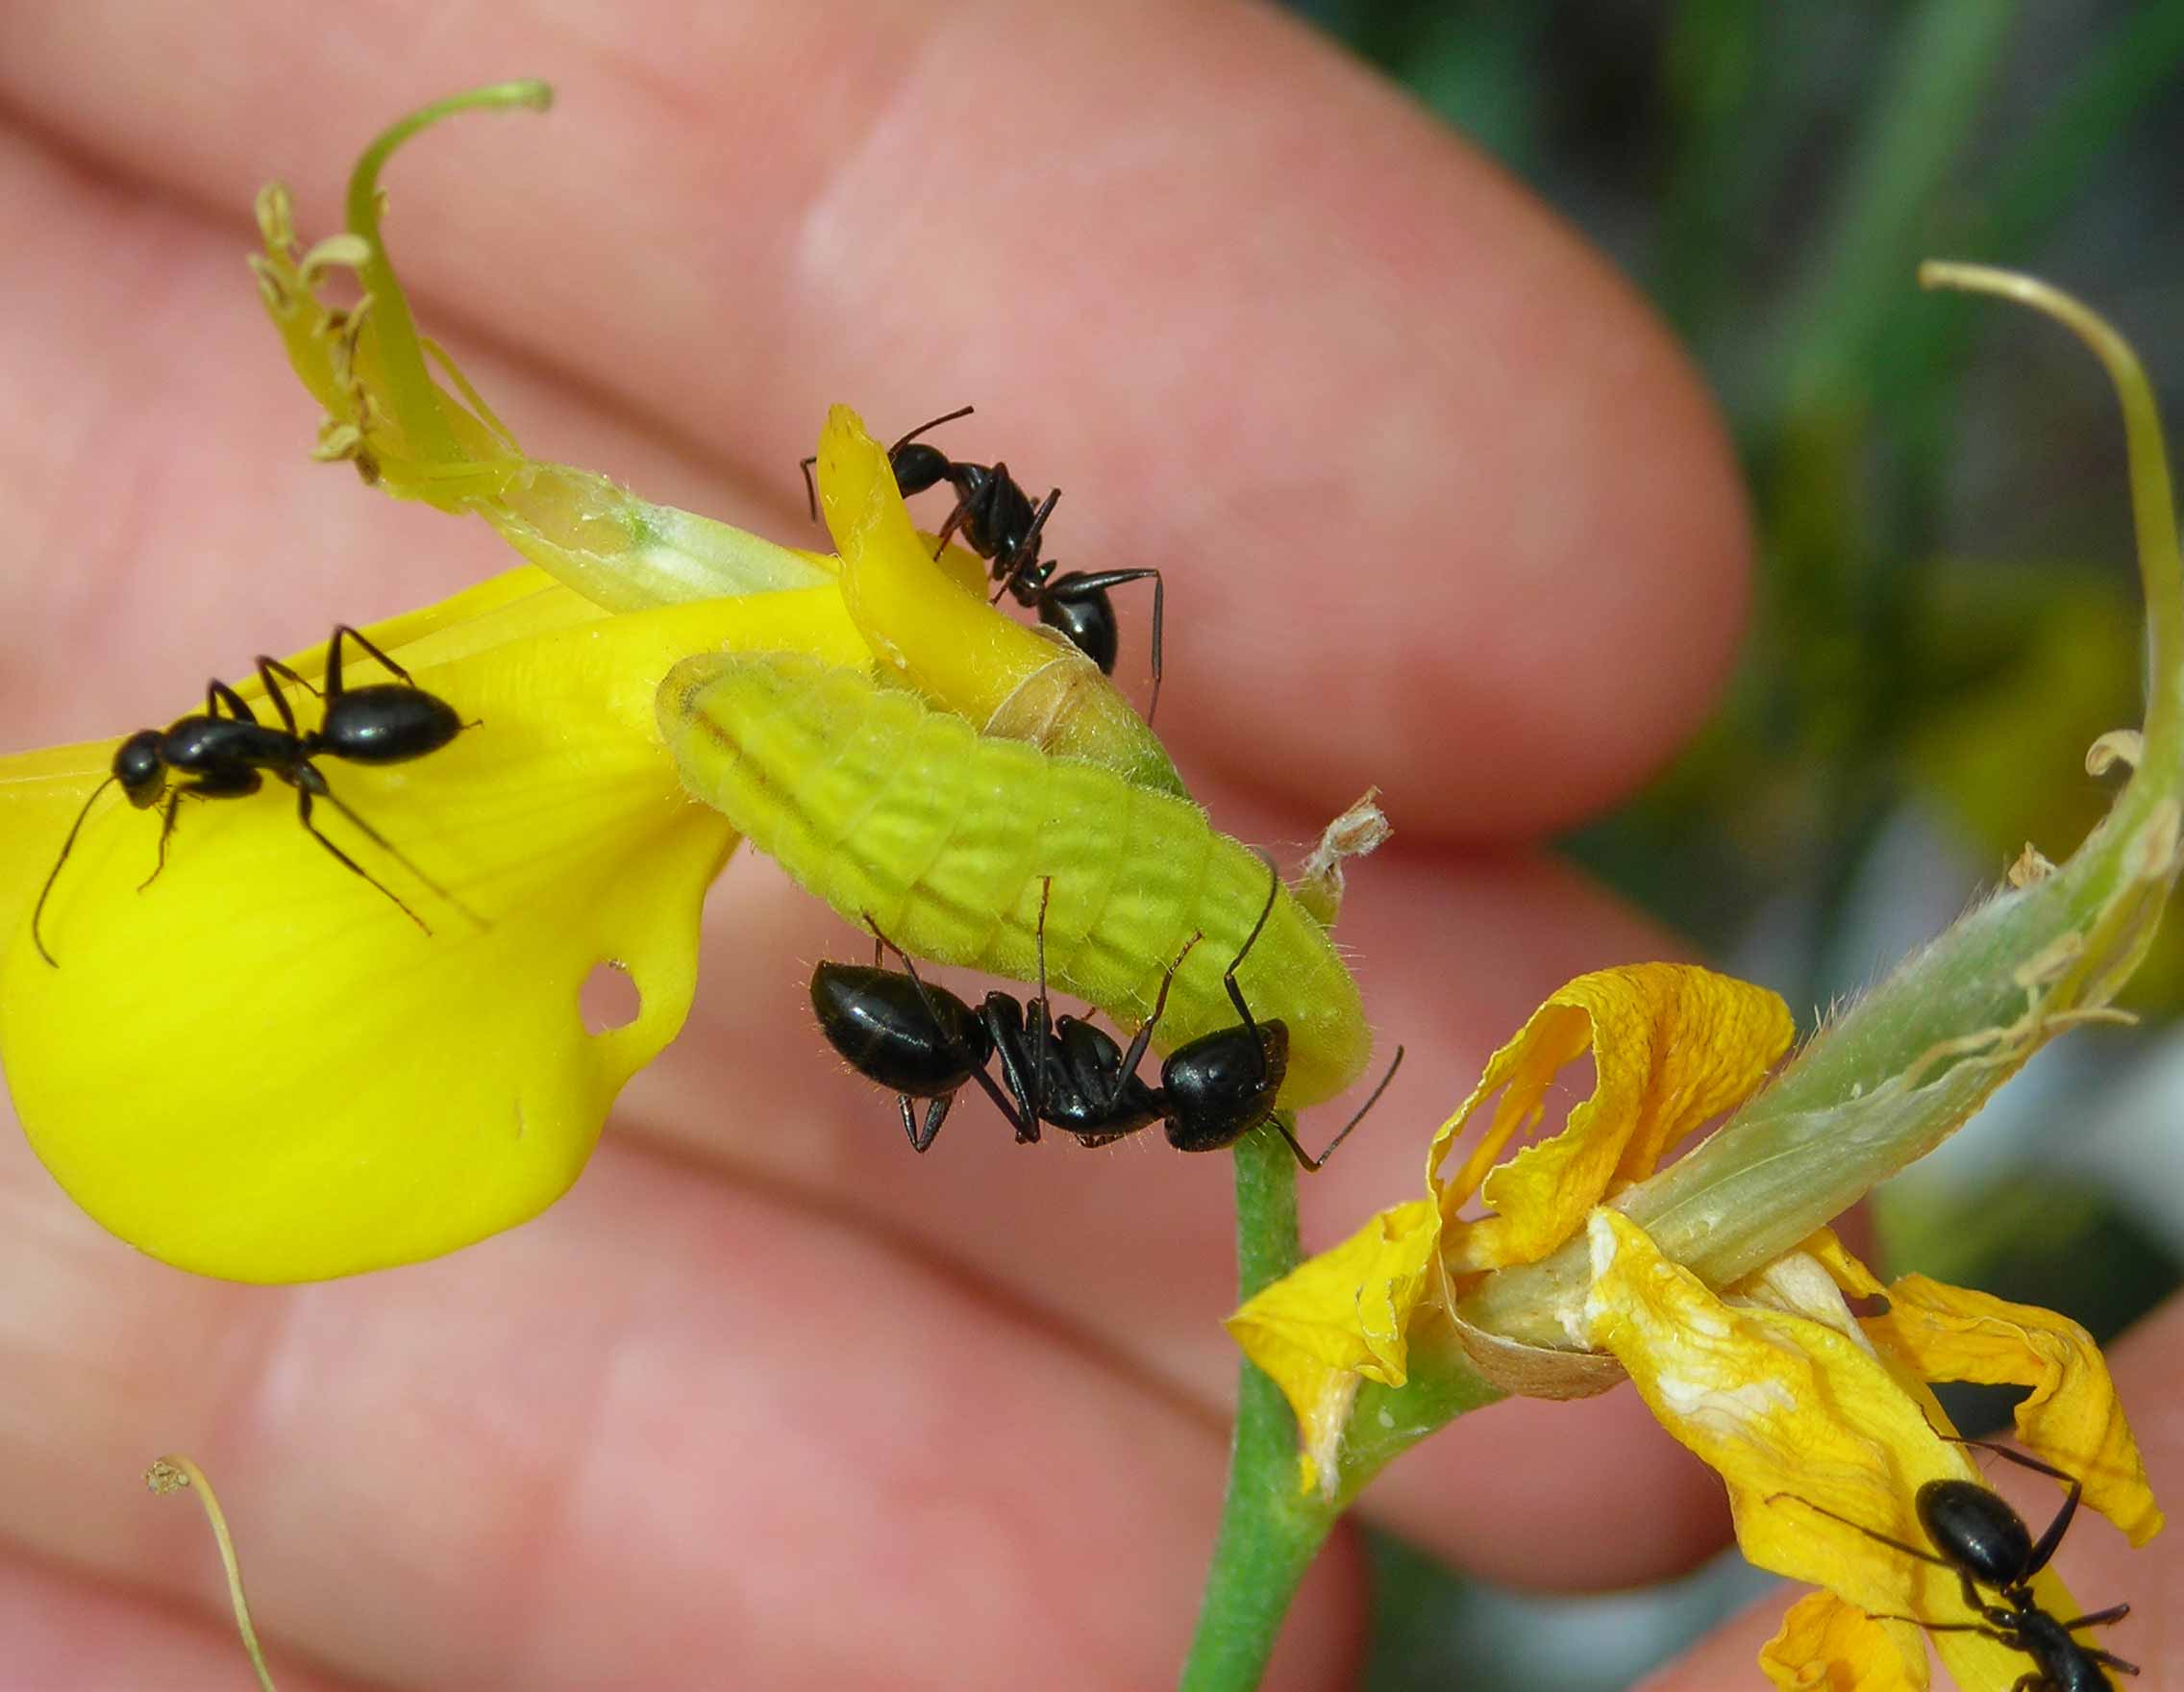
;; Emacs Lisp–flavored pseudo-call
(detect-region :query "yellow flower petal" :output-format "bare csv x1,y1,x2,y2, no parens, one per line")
2,584,865,1281
1801,1225,1889,1299
811,405,1182,792
1865,1275,2165,1545
1584,1210,2068,1692
1797,1227,2164,1545
1760,1591,1927,1692
0,567,607,947
1428,966,1794,1270
1226,1198,1440,1488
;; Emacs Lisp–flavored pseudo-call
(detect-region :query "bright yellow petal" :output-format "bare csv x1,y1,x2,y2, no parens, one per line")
1427,966,1794,1270
1227,1198,1440,1487
1584,1210,2068,1689
1,586,866,1281
0,565,608,947
1759,1591,1927,1692
1866,1275,2165,1545
811,406,1183,793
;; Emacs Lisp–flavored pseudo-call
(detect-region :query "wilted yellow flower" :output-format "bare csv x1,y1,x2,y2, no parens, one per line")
1228,962,1792,1483
1229,955,2161,1685
1589,1210,2159,1690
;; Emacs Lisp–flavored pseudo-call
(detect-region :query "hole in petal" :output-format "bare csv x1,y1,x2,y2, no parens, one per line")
580,960,640,1034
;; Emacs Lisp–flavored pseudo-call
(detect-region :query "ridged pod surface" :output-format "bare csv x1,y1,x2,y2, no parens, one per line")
659,651,1371,1107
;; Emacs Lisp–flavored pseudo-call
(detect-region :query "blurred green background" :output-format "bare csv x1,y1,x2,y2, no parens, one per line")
1284,2,2184,1683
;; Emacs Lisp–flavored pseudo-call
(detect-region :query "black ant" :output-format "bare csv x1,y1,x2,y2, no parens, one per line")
31,624,477,965
809,858,1402,1165
1771,1439,2137,1689
801,407,1166,718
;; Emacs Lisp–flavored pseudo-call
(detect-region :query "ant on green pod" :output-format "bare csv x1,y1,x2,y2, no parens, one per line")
810,858,1401,1162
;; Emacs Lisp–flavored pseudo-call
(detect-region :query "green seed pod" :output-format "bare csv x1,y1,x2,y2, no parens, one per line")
659,651,1373,1107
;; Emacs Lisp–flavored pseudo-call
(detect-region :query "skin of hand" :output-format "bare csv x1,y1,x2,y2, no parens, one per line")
0,2,1824,1686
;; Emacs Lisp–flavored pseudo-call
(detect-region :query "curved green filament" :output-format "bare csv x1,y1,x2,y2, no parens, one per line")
343,81,552,467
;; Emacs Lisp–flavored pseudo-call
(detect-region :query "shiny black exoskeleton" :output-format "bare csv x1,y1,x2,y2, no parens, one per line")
807,955,1030,1154
802,407,1167,718
810,861,1402,1167
1774,1441,2137,1689
31,624,473,964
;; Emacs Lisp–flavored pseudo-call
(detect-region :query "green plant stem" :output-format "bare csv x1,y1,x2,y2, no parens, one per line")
1333,1330,1500,1507
344,82,551,465
1179,1126,1331,1692
1180,1126,1505,1692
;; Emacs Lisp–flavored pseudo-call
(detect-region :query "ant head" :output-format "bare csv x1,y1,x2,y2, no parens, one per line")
889,441,954,498
112,730,167,808
1160,1017,1290,1152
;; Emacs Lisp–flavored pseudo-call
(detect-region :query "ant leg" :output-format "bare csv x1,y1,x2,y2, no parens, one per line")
988,486,1060,604
291,784,432,934
29,775,119,967
327,624,416,691
1282,1045,1406,1173
799,455,821,523
982,1010,1046,1144
1941,1436,2081,1482
138,793,185,891
1041,568,1165,718
206,679,260,723
886,405,976,459
900,1091,958,1155
1104,932,1203,1111
1945,1438,2085,1578
297,770,486,928
931,495,973,562
864,911,1037,1140
258,657,320,725
1029,876,1057,1121
256,661,306,738
2061,1603,2129,1630
2081,1647,2142,1676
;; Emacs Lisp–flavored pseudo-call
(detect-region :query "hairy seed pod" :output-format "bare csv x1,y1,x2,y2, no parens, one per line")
659,651,1372,1107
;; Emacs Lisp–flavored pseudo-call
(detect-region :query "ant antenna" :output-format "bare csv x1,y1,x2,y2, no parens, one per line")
1220,852,1283,1037
1761,1492,1950,1571
887,405,976,458
30,775,120,967
1276,1044,1405,1173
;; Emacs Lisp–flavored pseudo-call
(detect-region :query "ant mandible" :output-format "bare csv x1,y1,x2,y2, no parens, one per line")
1772,1439,2138,1689
802,407,1167,719
31,624,476,966
810,858,1402,1166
